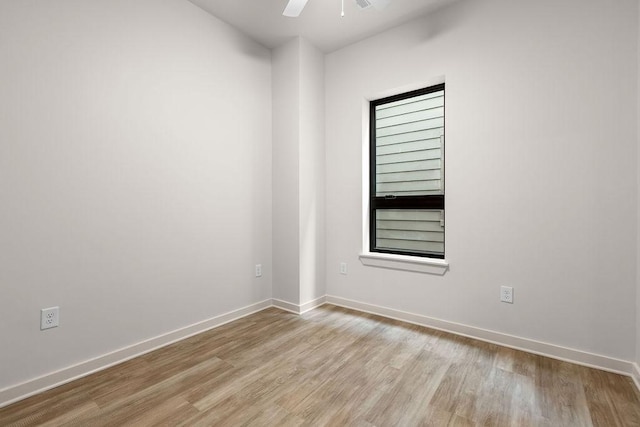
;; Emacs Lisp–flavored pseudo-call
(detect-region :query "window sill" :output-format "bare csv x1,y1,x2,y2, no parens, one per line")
359,252,449,275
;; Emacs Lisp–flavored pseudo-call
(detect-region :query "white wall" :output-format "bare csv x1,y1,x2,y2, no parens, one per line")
272,39,301,304
325,0,638,361
272,37,326,306
299,38,326,304
2,0,638,398
0,0,272,390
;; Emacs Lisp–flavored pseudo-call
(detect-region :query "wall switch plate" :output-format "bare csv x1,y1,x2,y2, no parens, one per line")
41,306,59,330
255,264,262,277
340,262,347,275
500,286,513,304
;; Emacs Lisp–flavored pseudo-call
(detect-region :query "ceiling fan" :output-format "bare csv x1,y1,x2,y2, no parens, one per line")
283,0,390,18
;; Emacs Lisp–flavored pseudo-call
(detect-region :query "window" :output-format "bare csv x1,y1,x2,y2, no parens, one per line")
369,83,445,259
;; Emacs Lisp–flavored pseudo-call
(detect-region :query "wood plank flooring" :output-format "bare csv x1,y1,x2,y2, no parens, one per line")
1,305,639,426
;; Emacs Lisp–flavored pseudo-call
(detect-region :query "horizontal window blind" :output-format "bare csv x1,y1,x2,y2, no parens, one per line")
370,83,445,259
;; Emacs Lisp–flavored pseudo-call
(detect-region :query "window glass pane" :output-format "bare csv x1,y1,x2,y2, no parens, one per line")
375,90,444,197
375,209,444,257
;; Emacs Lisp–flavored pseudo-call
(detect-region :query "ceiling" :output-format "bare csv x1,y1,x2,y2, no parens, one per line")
188,0,455,52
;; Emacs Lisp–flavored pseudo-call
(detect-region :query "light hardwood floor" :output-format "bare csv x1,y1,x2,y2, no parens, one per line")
1,305,639,426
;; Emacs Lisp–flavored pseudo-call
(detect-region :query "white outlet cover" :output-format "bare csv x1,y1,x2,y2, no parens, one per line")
41,306,60,330
340,262,348,275
255,264,262,277
500,286,513,304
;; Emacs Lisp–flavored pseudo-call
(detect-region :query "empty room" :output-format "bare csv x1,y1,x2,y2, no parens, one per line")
2,0,640,425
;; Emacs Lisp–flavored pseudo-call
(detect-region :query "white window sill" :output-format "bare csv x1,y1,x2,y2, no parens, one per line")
359,252,449,275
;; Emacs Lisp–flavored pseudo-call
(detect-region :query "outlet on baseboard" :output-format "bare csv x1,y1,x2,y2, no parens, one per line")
41,307,59,330
500,286,513,304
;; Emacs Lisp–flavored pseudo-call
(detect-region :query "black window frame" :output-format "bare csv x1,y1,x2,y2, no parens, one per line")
369,83,445,259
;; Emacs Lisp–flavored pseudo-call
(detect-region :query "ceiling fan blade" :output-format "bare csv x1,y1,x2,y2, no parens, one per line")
283,0,309,17
355,0,390,10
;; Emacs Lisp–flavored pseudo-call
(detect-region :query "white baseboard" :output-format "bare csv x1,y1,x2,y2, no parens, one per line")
0,299,272,409
632,363,640,391
325,295,636,380
2,294,637,409
300,296,327,314
272,296,326,315
271,298,300,314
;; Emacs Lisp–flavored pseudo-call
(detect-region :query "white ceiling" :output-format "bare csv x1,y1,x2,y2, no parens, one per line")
188,0,456,52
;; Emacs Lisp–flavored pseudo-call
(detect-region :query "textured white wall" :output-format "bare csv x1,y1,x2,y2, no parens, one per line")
325,0,638,360
0,0,272,389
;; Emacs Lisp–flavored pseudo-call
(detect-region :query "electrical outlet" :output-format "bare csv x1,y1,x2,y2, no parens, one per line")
340,262,347,275
255,264,262,277
41,306,59,330
500,286,513,304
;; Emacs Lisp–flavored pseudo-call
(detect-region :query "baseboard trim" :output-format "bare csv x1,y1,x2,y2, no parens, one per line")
272,296,327,315
632,363,640,391
271,298,300,314
0,299,272,409
300,296,327,314
325,295,636,380
3,294,638,408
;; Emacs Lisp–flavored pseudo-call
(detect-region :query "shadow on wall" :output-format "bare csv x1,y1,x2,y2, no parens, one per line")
409,0,477,44
227,29,273,60
186,0,272,60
